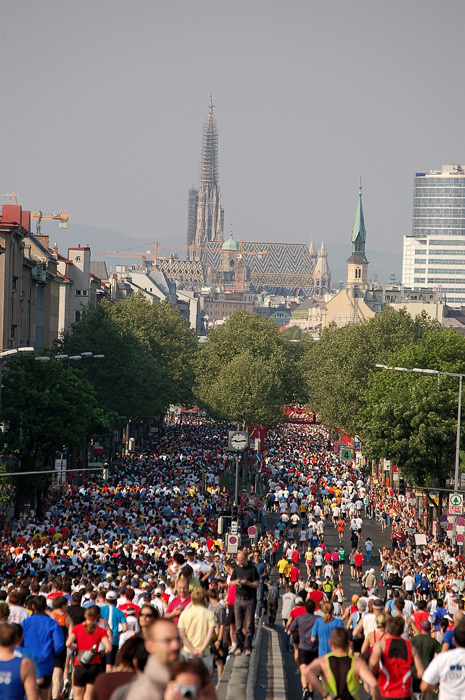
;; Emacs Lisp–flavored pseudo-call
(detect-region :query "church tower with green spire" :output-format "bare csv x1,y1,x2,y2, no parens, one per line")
347,184,369,287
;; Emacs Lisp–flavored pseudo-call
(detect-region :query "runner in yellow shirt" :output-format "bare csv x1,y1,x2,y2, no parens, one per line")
277,556,288,587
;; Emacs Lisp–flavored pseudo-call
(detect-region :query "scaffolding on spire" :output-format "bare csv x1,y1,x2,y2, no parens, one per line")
200,96,219,186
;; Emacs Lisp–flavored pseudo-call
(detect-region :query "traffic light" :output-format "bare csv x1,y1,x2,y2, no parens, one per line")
399,478,406,495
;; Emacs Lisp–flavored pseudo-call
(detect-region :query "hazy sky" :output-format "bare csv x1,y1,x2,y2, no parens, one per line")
2,1,464,268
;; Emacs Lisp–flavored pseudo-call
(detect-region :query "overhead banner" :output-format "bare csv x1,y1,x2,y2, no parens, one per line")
283,406,321,424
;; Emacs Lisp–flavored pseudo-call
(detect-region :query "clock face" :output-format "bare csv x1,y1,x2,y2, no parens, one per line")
230,432,248,450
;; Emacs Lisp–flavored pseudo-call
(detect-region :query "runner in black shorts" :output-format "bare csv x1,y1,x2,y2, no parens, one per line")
289,598,318,700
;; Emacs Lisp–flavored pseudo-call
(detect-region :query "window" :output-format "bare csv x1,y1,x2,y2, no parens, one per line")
75,310,81,322
75,290,81,296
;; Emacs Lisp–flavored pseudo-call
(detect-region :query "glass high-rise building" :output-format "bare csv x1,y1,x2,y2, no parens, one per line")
402,164,465,308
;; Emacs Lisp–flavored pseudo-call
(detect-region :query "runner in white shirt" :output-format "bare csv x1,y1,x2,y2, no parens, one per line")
403,572,415,594
421,622,465,699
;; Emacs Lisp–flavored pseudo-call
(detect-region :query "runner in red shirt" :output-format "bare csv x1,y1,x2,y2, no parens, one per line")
291,549,300,564
66,606,112,695
309,582,324,608
289,565,301,585
354,551,364,581
369,616,424,699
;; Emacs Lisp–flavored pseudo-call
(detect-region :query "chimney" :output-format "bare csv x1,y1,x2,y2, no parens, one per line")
36,234,50,250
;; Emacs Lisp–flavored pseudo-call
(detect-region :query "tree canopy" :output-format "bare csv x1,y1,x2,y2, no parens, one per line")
194,310,295,427
0,355,110,511
299,307,439,435
359,327,465,500
57,294,198,423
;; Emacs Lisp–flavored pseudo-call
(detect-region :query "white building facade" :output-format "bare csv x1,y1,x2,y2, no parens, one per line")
402,164,465,308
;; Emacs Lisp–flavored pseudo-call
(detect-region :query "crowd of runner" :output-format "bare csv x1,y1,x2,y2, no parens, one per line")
0,419,463,700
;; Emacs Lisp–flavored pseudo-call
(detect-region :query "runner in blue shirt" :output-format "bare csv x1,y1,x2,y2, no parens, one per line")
21,596,63,694
99,591,127,670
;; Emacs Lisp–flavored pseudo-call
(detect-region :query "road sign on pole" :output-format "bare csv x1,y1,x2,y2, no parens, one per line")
227,534,239,554
248,525,257,539
457,534,464,544
449,493,463,515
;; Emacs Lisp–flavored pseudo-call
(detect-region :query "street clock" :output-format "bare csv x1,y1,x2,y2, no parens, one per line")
228,431,249,451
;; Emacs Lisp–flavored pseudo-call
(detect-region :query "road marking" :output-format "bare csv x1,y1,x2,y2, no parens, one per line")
263,624,286,699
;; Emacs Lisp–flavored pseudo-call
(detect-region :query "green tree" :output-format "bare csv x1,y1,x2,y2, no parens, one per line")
57,302,168,422
281,325,303,340
300,307,439,435
108,294,198,407
195,310,293,427
0,356,111,514
359,327,465,512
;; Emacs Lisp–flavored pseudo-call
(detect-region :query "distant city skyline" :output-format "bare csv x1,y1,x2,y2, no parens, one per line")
1,1,464,274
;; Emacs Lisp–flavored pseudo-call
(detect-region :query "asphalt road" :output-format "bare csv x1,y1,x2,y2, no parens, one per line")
255,509,393,700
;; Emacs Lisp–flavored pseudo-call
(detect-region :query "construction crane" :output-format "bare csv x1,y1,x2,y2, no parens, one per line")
236,239,268,260
97,241,166,264
31,210,69,235
1,194,69,235
97,241,220,263
97,240,268,265
2,192,19,204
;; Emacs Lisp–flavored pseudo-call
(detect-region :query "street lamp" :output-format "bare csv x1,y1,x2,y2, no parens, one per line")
0,347,34,359
54,353,105,368
375,364,464,492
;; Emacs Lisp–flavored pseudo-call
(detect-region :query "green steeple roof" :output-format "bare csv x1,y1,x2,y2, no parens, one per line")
222,232,238,250
351,185,367,260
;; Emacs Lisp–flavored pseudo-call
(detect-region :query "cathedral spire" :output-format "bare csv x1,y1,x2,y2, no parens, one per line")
188,97,224,260
318,238,327,257
313,237,331,295
200,95,219,186
351,183,367,259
